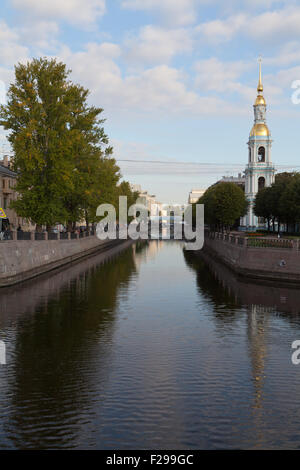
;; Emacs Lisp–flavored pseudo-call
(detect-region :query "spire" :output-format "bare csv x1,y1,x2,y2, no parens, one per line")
257,56,263,94
251,55,269,135
254,56,266,106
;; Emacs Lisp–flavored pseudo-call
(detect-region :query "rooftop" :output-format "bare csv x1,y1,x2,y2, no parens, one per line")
0,164,17,178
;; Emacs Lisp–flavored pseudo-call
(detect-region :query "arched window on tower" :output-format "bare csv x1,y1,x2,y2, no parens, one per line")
258,146,265,162
258,176,265,191
249,147,251,162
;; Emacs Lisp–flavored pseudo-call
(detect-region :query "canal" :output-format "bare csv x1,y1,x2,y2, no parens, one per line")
0,240,300,449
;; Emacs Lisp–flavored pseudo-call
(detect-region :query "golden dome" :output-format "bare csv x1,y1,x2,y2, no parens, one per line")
250,123,270,137
255,95,266,106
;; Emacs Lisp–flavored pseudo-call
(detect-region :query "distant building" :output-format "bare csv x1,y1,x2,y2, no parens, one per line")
0,155,13,169
137,191,157,213
215,173,245,191
130,184,159,215
188,189,206,204
130,184,142,193
150,202,163,217
0,163,19,228
0,156,32,230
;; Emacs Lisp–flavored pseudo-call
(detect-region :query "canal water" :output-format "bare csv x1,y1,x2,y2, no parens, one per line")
0,240,300,449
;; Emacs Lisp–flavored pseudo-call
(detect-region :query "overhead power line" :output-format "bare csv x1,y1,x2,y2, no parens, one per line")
116,159,300,169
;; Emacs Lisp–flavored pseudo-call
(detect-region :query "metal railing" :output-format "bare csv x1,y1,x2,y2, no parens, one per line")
208,231,296,250
17,231,31,241
35,232,45,241
0,230,13,241
48,233,58,240
246,238,294,249
0,229,96,242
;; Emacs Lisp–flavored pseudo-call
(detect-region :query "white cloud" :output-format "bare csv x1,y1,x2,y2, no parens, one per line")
11,0,106,27
197,6,300,44
124,65,196,111
61,42,123,100
125,25,193,65
211,0,290,15
0,81,6,105
0,21,28,67
111,139,166,164
194,58,250,92
121,0,199,26
194,57,283,106
18,21,60,51
121,0,289,27
198,14,246,43
60,42,242,116
247,7,300,42
271,66,300,89
194,58,259,105
0,1,294,121
264,42,300,68
0,67,15,90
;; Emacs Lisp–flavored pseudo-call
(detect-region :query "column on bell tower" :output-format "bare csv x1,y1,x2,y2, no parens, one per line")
242,58,275,230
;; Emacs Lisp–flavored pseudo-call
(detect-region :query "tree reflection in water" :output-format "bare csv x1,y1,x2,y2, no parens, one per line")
184,247,300,447
0,241,148,449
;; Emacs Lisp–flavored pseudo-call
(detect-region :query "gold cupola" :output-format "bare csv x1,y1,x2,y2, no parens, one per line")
250,123,270,137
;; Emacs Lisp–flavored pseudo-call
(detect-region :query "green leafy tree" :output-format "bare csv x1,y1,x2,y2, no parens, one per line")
62,96,117,229
116,181,139,222
197,182,248,231
278,173,300,232
253,187,273,231
82,157,122,228
0,57,117,230
271,172,295,231
253,172,296,232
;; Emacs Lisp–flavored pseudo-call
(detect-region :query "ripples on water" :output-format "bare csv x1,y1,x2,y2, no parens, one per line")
0,240,300,449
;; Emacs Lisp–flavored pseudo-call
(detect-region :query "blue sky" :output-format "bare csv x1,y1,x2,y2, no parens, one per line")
1,0,300,203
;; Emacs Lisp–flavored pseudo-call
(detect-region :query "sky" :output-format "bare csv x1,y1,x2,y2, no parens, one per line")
1,0,300,203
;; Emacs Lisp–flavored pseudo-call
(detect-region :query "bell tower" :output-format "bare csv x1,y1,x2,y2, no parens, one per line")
243,58,275,229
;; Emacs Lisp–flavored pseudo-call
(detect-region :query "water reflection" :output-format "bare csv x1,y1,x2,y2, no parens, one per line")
1,241,300,449
184,249,300,317
0,241,145,449
184,248,300,449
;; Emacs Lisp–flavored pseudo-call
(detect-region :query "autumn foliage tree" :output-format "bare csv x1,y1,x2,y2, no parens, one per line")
0,58,135,230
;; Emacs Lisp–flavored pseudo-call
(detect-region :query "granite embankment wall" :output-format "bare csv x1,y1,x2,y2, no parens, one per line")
0,237,135,321
0,235,132,287
204,231,300,284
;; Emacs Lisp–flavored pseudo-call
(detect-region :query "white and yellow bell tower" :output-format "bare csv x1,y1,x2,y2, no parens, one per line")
242,58,275,229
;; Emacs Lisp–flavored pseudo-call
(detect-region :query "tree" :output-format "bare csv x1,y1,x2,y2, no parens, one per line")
0,57,118,230
253,187,273,231
271,172,295,231
197,182,248,231
116,181,139,222
80,156,122,228
279,173,300,232
253,172,297,232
